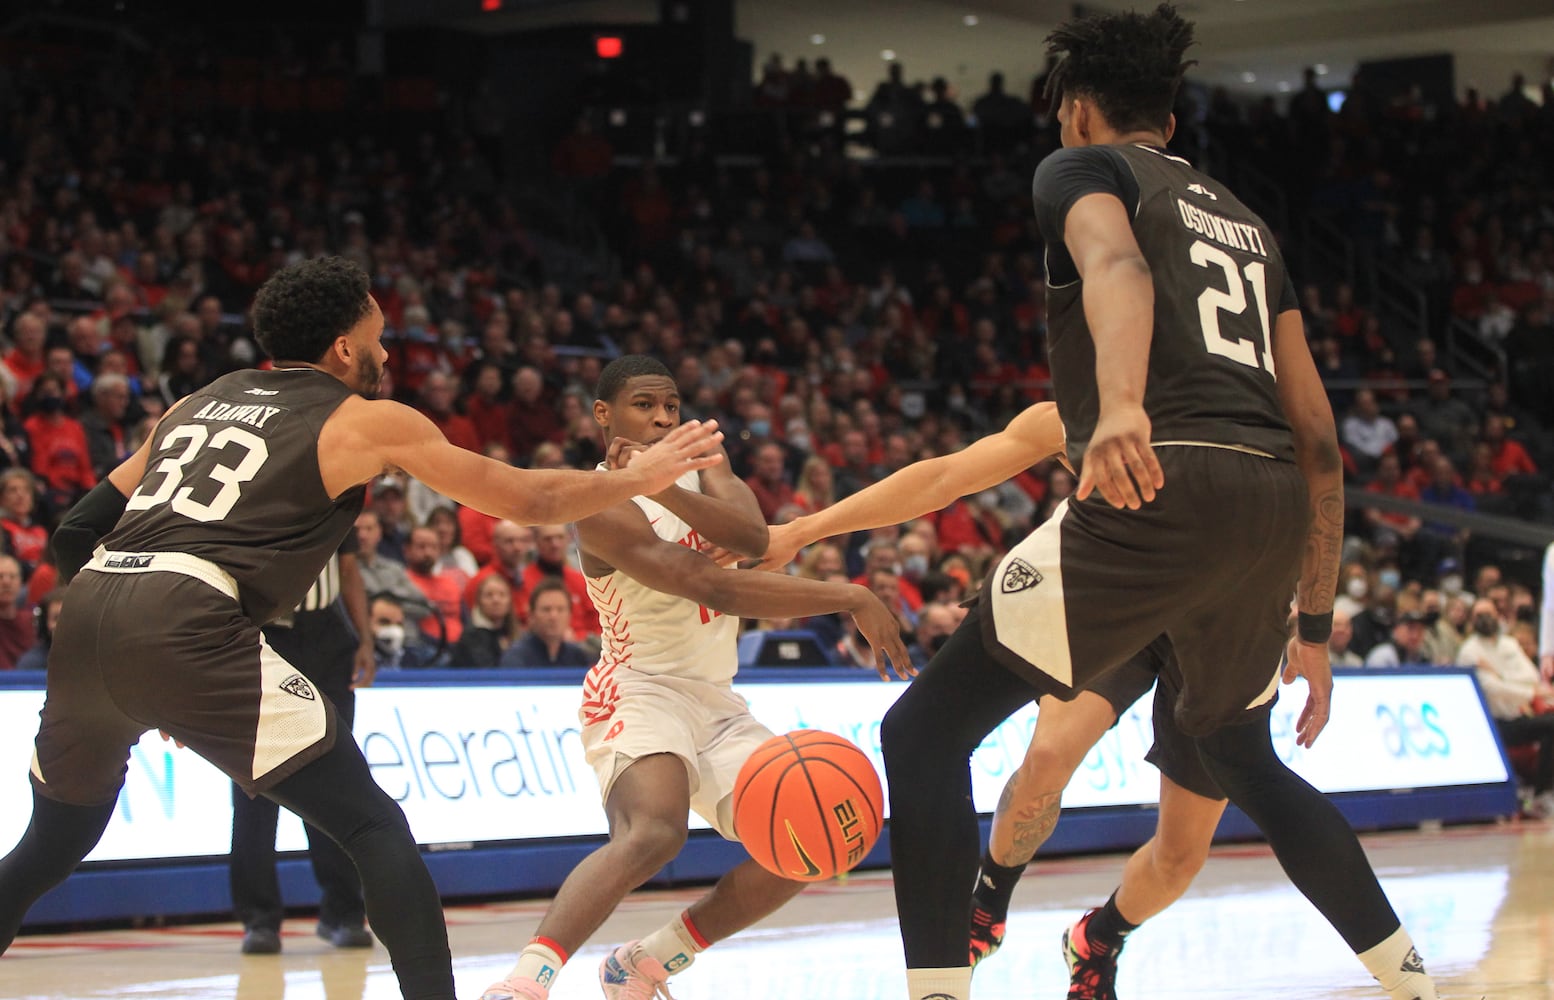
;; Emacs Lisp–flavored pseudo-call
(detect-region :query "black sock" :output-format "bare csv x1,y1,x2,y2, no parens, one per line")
971,849,1028,918
1084,891,1140,954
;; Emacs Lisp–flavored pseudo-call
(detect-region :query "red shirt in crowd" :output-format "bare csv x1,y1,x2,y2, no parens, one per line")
405,566,464,644
465,394,511,452
423,408,481,454
458,506,500,567
24,414,96,495
1487,439,1537,478
0,613,33,669
520,561,601,640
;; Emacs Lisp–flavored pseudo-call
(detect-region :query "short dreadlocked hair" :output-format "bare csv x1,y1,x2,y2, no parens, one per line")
595,355,674,403
1044,3,1196,134
252,257,373,365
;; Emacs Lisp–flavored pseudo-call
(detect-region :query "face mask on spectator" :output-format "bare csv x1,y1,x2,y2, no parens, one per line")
374,623,406,658
748,419,771,438
1440,574,1463,596
1472,615,1499,637
1378,569,1401,590
790,432,811,452
1422,610,1441,627
927,632,951,654
903,554,929,579
1346,577,1368,600
37,397,64,414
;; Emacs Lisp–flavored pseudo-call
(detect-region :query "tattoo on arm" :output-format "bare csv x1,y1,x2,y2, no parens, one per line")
1298,486,1344,616
1006,790,1063,867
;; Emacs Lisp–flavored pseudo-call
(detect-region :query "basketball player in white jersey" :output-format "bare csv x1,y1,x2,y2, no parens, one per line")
480,356,913,1000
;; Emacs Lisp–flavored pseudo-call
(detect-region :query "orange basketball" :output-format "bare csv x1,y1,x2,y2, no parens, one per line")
732,730,884,882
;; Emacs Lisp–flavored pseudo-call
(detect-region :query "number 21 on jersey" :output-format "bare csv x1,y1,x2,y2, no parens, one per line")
1191,239,1277,379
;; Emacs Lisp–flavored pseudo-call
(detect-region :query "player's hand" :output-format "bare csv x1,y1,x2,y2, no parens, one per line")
623,420,724,493
755,519,807,572
158,730,186,749
352,642,377,689
1282,636,1332,748
848,587,916,682
606,437,649,471
1076,406,1163,510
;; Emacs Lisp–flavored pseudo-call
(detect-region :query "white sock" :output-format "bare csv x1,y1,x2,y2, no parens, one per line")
509,937,566,992
1357,925,1437,1000
639,910,708,974
906,966,972,1000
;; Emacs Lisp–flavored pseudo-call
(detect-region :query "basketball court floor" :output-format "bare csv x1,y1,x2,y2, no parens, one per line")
5,821,1549,999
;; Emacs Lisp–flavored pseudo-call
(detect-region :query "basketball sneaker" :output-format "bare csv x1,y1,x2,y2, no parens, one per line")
599,941,678,1000
477,977,549,1000
968,901,1006,968
1061,909,1122,1000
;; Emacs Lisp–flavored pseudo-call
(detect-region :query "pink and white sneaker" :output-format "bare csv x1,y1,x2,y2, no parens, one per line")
598,941,678,1000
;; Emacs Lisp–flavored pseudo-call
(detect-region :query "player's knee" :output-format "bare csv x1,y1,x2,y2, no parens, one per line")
1150,837,1210,888
1019,740,1083,788
614,815,687,870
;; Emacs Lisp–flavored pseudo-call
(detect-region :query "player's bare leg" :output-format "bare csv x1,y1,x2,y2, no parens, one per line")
684,857,806,942
971,692,1117,966
1063,776,1226,998
481,753,690,1000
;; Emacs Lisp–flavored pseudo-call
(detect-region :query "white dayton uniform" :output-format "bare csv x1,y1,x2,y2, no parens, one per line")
579,467,773,839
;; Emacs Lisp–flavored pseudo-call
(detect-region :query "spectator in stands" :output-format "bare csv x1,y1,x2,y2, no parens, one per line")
464,362,511,453
1412,370,1476,461
155,336,206,408
745,441,795,523
1464,442,1504,499
519,523,598,641
79,373,132,479
1457,595,1554,814
508,366,561,459
500,581,592,668
464,520,536,621
14,588,64,672
403,525,464,646
791,454,835,516
1416,455,1473,558
908,601,958,671
369,594,440,671
0,469,46,578
354,510,433,621
426,505,478,583
4,314,46,398
0,380,32,475
1362,452,1421,554
1364,610,1429,667
1481,413,1538,478
370,475,413,563
417,371,480,453
449,574,518,668
23,373,95,509
1341,388,1397,476
1327,608,1364,666
0,555,33,669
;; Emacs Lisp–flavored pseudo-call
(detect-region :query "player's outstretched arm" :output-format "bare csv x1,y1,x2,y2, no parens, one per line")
1062,191,1164,509
579,505,914,679
320,397,723,527
1272,307,1342,747
760,402,1065,569
606,438,768,558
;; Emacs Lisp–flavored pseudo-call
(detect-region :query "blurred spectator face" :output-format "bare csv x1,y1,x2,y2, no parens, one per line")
1513,621,1538,661
428,509,459,554
1353,389,1378,418
899,534,931,582
0,475,33,519
1376,453,1401,483
532,442,568,469
476,575,512,624
916,603,957,654
868,569,901,608
370,596,405,631
45,347,74,384
373,483,406,526
1475,565,1502,596
421,372,455,414
1394,616,1426,655
753,443,785,484
68,318,100,356
513,368,543,404
1431,457,1456,489
1470,598,1500,637
1396,413,1418,439
811,543,844,577
535,525,570,566
474,364,502,397
530,587,573,642
842,430,869,467
1482,414,1506,444
355,511,383,555
13,315,44,356
1445,594,1470,629
1427,370,1451,401
1487,584,1511,622
491,521,535,570
1329,609,1354,655
865,544,900,576
0,556,20,607
406,527,441,575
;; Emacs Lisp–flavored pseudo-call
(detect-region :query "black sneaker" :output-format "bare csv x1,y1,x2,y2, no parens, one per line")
317,922,374,948
241,927,282,954
1061,909,1121,1000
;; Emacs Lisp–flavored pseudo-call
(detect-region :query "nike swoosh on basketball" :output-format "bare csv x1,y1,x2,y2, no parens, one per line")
785,819,821,878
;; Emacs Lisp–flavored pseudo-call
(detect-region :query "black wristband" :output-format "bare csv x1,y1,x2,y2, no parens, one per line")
1297,611,1333,644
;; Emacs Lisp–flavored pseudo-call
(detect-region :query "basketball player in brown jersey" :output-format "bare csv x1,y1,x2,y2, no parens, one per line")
0,258,725,1000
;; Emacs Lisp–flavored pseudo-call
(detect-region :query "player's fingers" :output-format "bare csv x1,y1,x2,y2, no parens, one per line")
1102,452,1140,509
1125,444,1160,503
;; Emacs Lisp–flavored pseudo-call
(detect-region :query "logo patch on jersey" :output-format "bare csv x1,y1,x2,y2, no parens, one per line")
1186,182,1218,201
1000,558,1043,594
279,673,316,700
1400,947,1424,974
243,387,280,396
604,719,625,741
104,553,154,569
